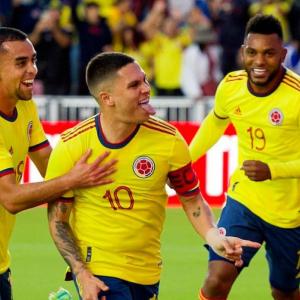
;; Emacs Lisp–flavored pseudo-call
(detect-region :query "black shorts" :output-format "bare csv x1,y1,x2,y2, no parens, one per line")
0,268,12,300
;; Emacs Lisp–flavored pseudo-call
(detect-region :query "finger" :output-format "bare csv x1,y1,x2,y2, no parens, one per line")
239,240,261,248
97,280,109,292
234,259,244,268
89,151,111,167
78,149,93,163
93,159,118,173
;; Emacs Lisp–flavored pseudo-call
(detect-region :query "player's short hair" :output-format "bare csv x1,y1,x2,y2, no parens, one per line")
86,52,135,98
245,14,283,40
0,27,27,51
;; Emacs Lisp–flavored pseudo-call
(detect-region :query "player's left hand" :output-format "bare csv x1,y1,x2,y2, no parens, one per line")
241,160,271,181
213,236,261,267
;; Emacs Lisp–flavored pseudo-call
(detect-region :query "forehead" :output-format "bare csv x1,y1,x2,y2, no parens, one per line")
0,39,36,62
116,62,145,81
244,33,283,50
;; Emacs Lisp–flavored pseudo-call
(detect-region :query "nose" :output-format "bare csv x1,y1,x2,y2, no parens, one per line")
142,80,151,94
254,53,266,66
27,61,38,76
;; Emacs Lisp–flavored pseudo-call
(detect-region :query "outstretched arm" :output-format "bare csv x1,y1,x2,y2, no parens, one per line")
189,110,230,162
48,200,109,300
0,149,116,214
179,193,261,267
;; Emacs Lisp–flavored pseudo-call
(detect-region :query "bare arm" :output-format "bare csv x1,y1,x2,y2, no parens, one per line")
48,200,109,299
0,150,116,214
179,193,261,266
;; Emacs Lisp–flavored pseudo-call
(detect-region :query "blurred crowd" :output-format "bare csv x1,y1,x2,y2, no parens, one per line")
0,0,300,99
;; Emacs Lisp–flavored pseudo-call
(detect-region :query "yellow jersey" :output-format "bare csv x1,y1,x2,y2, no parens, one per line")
46,115,199,284
0,100,49,273
215,68,300,228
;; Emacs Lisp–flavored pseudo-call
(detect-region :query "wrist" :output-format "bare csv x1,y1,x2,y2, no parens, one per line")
205,227,224,248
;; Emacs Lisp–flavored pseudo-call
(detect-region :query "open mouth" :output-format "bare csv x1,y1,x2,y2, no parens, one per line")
22,79,34,87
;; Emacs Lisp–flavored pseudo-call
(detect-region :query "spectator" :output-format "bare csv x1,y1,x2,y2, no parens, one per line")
150,16,191,96
70,0,113,95
29,5,73,95
181,25,221,100
106,0,138,51
209,0,250,76
249,0,292,43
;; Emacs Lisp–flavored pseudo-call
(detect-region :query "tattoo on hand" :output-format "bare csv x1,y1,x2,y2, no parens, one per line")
192,207,201,218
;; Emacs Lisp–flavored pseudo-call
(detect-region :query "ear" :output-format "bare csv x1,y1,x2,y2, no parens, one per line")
281,47,288,63
99,91,114,107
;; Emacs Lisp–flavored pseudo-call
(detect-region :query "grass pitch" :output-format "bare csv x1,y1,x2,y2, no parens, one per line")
10,207,271,299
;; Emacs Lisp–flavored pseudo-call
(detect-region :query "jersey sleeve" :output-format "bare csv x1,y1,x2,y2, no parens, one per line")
168,131,199,197
45,138,74,198
0,133,14,177
28,100,49,152
214,77,229,119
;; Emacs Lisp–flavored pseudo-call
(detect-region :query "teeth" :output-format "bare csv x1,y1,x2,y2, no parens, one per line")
23,80,34,84
139,100,149,104
253,69,266,74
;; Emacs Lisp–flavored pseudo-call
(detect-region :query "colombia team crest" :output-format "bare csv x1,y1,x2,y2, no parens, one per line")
268,108,283,126
133,156,155,178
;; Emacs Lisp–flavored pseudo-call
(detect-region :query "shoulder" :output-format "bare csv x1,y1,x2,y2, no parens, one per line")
222,70,248,84
60,115,97,143
141,116,177,136
282,68,300,92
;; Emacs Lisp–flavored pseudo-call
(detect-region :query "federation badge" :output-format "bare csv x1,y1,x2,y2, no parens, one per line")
133,156,155,178
268,108,283,126
27,121,33,142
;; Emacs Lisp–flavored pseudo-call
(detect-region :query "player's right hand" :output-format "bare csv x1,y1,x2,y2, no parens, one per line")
77,269,109,300
68,149,117,189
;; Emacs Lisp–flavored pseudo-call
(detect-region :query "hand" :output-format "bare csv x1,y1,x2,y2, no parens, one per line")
68,149,117,189
213,236,261,267
241,160,271,181
205,228,261,267
77,269,109,300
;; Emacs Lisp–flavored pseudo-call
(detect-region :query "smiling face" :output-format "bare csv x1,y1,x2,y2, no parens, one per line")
241,33,287,93
101,61,155,124
0,39,37,106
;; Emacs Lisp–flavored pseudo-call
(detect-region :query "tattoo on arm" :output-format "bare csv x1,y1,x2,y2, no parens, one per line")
48,202,85,275
192,206,201,218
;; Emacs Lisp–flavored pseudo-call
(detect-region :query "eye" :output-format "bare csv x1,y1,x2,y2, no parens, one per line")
246,49,256,56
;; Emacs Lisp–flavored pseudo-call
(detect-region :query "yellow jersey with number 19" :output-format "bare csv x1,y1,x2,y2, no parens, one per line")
214,68,300,228
0,100,49,274
45,115,199,285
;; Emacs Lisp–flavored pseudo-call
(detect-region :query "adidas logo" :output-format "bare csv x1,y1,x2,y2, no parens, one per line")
234,106,242,115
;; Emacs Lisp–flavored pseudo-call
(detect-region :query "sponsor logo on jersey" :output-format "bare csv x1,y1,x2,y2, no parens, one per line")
133,156,155,178
269,108,283,125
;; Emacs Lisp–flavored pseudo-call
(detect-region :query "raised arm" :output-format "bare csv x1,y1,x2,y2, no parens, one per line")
48,200,109,299
0,149,116,214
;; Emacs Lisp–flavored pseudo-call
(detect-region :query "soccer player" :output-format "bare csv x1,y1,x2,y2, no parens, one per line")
46,52,260,300
0,27,116,299
190,14,300,300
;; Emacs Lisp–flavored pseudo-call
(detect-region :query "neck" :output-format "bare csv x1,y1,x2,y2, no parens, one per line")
0,99,17,117
100,113,138,144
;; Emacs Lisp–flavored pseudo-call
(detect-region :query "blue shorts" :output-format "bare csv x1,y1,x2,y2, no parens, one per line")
208,196,300,292
73,274,159,300
0,269,12,300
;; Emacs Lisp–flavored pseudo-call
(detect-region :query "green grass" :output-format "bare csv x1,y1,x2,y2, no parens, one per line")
10,207,271,299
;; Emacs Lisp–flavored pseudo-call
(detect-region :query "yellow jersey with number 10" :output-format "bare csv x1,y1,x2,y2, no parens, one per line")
46,115,199,285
